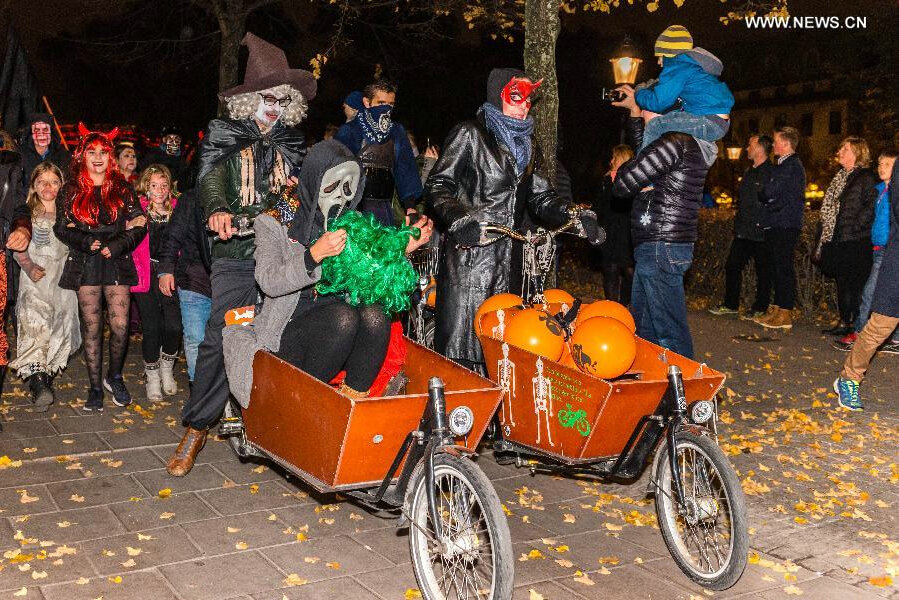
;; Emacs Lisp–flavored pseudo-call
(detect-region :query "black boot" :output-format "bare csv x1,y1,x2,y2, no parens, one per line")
28,372,54,412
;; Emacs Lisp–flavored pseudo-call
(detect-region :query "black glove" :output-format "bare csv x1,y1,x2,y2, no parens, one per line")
450,216,485,247
576,209,605,246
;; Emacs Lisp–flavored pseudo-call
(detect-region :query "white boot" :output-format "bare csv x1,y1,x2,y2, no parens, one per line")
144,362,162,401
160,351,178,396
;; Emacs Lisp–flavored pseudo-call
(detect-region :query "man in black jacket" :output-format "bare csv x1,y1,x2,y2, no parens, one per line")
612,90,718,359
426,68,602,371
19,113,70,185
752,127,806,330
709,134,774,318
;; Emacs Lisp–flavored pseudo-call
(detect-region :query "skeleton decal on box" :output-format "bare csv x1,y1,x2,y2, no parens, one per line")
498,342,517,426
532,357,554,447
492,308,508,340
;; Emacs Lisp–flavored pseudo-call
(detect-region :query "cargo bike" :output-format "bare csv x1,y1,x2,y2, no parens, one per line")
475,219,749,590
219,339,516,599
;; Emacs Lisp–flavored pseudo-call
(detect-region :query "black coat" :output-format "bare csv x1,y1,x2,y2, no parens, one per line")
55,184,147,290
156,189,212,297
593,173,633,266
19,115,71,186
831,168,878,243
613,117,714,246
425,113,571,364
871,160,899,317
760,153,806,230
734,160,773,242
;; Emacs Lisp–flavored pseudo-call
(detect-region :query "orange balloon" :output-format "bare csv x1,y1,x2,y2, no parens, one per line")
558,343,578,369
543,288,575,306
504,308,565,361
576,300,636,333
423,276,436,308
569,316,636,379
478,307,521,340
533,302,571,318
474,293,524,335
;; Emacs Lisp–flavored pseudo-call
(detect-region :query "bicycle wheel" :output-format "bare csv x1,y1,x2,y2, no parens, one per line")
222,399,258,459
654,430,748,590
407,454,514,600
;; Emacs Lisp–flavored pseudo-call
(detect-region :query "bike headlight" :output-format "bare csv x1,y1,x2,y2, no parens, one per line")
449,406,475,437
689,400,714,424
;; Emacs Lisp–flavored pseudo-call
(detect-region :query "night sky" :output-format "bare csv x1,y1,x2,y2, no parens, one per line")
3,0,895,190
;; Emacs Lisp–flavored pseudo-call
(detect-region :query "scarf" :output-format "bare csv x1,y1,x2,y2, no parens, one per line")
818,167,855,248
480,102,534,176
266,185,300,224
358,105,394,144
196,118,306,206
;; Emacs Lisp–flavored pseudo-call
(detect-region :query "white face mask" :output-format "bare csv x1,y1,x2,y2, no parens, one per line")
318,162,361,229
254,90,286,126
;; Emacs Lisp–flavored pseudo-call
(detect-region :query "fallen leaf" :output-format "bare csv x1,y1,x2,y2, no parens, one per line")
227,527,241,533
57,521,74,528
70,494,85,503
159,512,175,520
304,556,320,564
121,559,136,568
572,570,595,586
108,575,123,584
296,532,308,542
868,575,893,587
283,573,308,586
125,547,142,556
249,484,259,494
555,558,574,568
252,465,267,473
13,588,27,597
76,577,90,584
603,522,623,531
18,490,39,504
157,488,172,498
235,541,248,550
562,513,576,523
31,570,48,580
783,584,803,595
136,533,155,541
528,590,544,600
405,590,423,599
326,561,340,569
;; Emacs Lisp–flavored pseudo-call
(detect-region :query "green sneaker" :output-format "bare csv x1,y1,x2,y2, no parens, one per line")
708,305,738,316
833,377,863,411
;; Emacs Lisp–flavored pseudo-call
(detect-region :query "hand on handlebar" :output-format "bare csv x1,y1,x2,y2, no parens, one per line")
450,217,486,247
208,212,237,241
574,209,606,246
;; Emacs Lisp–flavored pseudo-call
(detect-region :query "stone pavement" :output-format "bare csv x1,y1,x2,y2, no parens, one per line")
0,312,897,600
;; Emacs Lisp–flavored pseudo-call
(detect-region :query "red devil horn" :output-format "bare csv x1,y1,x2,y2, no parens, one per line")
107,127,120,142
77,122,90,137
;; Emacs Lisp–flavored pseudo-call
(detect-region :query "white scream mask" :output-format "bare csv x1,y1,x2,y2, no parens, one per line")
318,161,361,229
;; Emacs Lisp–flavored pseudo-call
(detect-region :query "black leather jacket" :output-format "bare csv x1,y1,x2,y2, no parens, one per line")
425,112,571,365
613,117,714,246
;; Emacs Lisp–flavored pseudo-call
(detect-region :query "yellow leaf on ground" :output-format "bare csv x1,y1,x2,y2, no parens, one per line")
555,558,574,568
252,465,267,473
405,590,423,599
121,559,136,568
235,541,248,550
227,527,241,533
76,577,90,584
18,490,39,504
283,573,308,586
125,547,141,556
158,488,172,498
296,532,308,542
70,494,85,503
868,576,893,587
573,570,595,586
326,561,340,569
603,522,623,531
783,585,803,595
528,590,544,600
304,556,320,564
562,513,576,523
137,534,155,541
249,484,259,494
31,570,48,580
108,576,123,584
159,512,175,520
13,588,27,597
597,566,611,575
57,521,73,528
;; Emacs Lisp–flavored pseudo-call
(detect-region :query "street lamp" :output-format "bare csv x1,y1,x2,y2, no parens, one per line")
610,36,643,85
726,146,742,204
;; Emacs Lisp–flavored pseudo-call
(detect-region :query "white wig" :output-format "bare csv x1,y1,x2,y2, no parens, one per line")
225,84,308,127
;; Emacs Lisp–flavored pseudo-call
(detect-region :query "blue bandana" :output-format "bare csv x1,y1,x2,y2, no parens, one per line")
358,105,394,144
480,102,534,176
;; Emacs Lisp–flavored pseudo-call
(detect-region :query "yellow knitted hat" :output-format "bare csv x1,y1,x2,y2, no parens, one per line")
654,25,693,57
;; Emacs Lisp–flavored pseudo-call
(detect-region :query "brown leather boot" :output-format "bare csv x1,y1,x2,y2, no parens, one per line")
166,426,208,477
757,307,793,330
752,305,778,327
336,382,369,398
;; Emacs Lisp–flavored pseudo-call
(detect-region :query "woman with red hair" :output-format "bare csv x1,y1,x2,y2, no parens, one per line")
55,127,147,412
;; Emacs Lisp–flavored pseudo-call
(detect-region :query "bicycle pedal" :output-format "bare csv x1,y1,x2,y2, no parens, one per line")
219,421,244,436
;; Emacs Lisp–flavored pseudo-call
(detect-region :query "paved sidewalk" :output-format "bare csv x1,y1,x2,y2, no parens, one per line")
1,312,897,600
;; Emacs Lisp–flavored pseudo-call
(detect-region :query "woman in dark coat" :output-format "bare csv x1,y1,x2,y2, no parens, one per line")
593,144,635,304
55,128,147,411
815,137,879,336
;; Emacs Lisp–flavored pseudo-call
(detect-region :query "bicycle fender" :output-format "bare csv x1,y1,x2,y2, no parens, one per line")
646,422,715,496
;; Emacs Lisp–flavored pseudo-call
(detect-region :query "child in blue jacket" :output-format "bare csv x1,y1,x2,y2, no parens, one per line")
632,25,735,151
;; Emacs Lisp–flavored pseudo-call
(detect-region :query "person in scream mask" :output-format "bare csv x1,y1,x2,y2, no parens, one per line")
335,80,423,226
167,33,316,477
222,140,433,407
19,113,71,187
425,68,604,372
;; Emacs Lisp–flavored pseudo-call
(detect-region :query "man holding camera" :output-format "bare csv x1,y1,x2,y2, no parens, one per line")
611,88,718,359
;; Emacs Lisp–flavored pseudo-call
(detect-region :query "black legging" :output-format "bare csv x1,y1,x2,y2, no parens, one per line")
276,300,391,392
134,267,183,363
601,262,634,305
77,285,130,389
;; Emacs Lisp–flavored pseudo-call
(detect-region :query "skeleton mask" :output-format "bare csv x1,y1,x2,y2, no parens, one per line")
32,122,52,149
318,161,361,229
162,134,182,156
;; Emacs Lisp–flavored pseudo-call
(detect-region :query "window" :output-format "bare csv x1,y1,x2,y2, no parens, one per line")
800,113,814,137
829,110,843,135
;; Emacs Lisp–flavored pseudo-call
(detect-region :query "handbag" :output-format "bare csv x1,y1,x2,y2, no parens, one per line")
818,241,840,278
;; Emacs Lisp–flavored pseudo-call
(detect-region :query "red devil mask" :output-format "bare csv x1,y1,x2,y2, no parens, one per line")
501,77,543,108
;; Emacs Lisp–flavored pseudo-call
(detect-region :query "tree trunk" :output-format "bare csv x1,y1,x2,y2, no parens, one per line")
218,13,246,95
523,0,560,182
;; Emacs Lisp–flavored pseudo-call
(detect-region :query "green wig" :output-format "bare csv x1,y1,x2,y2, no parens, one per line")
317,211,420,313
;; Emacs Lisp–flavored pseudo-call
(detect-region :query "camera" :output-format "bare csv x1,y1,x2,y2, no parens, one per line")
601,88,626,103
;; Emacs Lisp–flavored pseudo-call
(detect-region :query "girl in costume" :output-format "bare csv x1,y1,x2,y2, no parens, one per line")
223,140,433,408
55,126,148,412
131,164,182,400
9,163,81,410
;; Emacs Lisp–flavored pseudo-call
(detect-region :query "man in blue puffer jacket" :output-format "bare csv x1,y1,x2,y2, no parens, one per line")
626,25,735,151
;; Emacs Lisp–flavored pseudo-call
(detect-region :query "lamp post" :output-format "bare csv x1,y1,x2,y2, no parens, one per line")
610,36,642,143
726,146,742,206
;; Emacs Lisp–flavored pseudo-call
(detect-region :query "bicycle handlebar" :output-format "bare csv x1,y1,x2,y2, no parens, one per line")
481,219,578,245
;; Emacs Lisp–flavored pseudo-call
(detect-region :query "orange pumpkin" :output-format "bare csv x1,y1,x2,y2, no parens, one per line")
474,293,524,335
569,316,636,379
576,300,636,333
504,308,565,361
423,276,437,308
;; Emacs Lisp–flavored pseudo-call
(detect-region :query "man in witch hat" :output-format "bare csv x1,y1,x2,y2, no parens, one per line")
167,33,316,476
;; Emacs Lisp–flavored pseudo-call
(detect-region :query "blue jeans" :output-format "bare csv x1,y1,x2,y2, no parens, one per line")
641,111,729,151
177,289,212,381
631,242,695,358
854,250,899,342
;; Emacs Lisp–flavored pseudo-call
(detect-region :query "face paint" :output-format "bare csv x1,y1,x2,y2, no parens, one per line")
254,89,289,126
500,77,542,108
32,122,52,149
318,161,361,229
